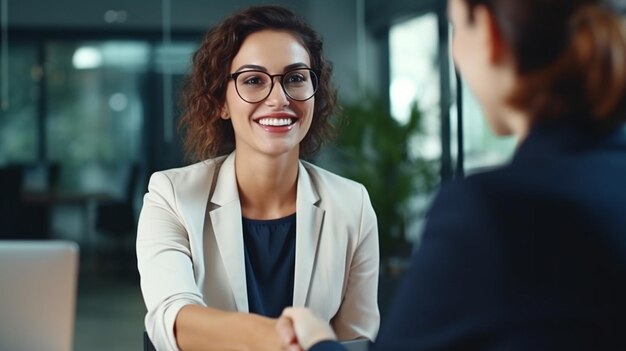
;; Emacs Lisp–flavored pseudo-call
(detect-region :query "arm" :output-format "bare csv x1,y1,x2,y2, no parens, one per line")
371,177,622,350
330,185,380,341
279,307,343,351
137,172,283,351
285,178,614,351
175,305,282,351
371,181,503,351
281,181,499,351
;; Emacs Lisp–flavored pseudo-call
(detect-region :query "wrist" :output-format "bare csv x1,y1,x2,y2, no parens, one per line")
302,327,336,349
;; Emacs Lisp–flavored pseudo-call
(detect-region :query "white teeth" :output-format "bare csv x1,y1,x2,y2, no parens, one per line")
257,118,293,126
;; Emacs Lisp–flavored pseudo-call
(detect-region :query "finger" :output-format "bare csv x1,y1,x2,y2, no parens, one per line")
280,306,302,319
276,315,296,344
280,306,294,318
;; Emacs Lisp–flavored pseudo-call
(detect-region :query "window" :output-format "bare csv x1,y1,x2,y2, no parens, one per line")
459,80,517,173
389,14,441,162
0,43,39,164
45,41,148,193
388,14,441,243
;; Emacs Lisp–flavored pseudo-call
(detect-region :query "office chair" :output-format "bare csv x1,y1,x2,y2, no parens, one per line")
95,163,140,272
0,164,50,239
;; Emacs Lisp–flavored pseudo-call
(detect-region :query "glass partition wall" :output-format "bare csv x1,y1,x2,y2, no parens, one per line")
388,8,517,181
0,36,195,245
384,4,517,253
0,43,39,164
46,41,147,194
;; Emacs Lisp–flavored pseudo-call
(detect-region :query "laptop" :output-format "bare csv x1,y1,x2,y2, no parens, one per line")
0,240,79,351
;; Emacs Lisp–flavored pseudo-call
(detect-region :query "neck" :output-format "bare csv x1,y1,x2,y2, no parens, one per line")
235,151,299,220
502,105,531,144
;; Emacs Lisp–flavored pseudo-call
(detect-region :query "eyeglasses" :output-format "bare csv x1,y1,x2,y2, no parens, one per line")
229,68,318,103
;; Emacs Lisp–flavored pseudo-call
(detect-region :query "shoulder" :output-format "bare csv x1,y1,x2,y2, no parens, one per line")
300,160,366,195
148,155,228,194
422,166,521,239
445,160,551,206
156,156,225,181
299,160,371,208
427,175,493,224
424,159,583,239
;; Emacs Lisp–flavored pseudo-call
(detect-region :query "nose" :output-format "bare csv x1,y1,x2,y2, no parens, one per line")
264,77,289,107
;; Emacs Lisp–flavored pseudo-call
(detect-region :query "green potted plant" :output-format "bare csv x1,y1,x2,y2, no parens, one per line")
320,94,438,271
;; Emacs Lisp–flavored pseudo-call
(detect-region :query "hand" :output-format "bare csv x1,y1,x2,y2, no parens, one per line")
278,307,337,350
276,315,303,351
243,314,287,351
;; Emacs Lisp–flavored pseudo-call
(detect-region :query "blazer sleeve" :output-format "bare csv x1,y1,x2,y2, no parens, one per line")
331,185,381,341
310,340,349,351
136,172,206,351
371,180,504,351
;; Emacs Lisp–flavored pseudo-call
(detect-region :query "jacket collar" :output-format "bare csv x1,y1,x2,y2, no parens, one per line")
293,161,324,307
207,153,247,310
207,152,325,310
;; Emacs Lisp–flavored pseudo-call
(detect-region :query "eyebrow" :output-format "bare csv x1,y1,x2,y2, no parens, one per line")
232,62,311,73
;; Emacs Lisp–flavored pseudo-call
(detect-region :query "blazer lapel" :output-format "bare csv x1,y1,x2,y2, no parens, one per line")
293,162,325,307
208,153,249,312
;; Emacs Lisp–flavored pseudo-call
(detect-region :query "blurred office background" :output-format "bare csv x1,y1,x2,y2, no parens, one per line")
0,0,516,349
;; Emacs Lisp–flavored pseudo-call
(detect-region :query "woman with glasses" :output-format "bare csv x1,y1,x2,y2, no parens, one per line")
136,5,380,351
278,0,626,350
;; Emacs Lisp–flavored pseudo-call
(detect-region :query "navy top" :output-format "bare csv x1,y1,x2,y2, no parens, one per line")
242,213,296,318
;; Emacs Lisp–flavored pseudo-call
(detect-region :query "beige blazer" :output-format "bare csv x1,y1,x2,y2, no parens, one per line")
137,152,380,350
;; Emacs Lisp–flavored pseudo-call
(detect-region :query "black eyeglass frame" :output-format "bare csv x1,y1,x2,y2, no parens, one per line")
229,68,319,104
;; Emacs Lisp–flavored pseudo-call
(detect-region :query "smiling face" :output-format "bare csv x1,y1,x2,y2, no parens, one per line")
222,30,315,158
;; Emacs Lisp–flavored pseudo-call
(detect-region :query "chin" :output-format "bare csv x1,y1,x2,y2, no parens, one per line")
259,145,299,158
483,109,513,137
491,126,514,137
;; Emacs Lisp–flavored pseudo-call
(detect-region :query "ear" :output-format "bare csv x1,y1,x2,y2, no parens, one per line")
220,104,230,120
474,4,509,64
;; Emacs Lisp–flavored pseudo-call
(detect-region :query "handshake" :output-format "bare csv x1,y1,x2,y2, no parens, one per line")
276,307,340,351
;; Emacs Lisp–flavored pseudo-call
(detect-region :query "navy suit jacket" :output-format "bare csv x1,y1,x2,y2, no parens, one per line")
312,122,626,351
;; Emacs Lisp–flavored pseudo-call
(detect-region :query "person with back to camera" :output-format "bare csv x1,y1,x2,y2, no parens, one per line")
278,0,626,350
136,5,380,351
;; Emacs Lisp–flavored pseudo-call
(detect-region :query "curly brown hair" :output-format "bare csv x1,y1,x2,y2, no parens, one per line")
178,5,338,161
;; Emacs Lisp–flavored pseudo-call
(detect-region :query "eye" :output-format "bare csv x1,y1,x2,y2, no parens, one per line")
238,72,269,86
244,77,262,85
285,71,307,84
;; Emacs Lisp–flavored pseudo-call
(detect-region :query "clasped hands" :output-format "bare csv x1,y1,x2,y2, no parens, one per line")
276,307,337,351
